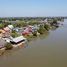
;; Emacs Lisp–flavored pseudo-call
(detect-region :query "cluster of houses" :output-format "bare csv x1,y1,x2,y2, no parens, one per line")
0,24,41,49
0,17,62,51
0,18,60,50
0,25,25,49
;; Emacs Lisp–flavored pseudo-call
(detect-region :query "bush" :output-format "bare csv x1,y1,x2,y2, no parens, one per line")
32,31,37,36
13,21,28,27
50,19,58,26
0,23,4,29
28,21,39,25
11,30,19,38
5,43,13,50
38,25,46,34
44,24,50,31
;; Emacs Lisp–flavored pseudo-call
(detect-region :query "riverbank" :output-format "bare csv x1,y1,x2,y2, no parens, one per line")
0,19,66,67
0,41,27,55
0,18,63,55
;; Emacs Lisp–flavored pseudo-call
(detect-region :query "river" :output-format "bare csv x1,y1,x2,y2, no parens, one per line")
0,19,67,67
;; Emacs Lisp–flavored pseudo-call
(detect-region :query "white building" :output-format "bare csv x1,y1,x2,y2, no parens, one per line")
10,36,26,44
8,25,14,30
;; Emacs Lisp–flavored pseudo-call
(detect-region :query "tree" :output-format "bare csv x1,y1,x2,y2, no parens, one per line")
14,21,27,27
50,19,58,26
44,24,50,31
0,23,4,29
32,31,37,36
28,20,39,25
3,22,11,27
38,25,46,34
5,43,13,50
11,30,20,38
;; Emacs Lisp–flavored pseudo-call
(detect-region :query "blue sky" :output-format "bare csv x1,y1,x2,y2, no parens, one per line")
0,0,67,17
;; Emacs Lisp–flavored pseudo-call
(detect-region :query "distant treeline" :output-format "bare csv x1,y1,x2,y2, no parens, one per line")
0,17,66,22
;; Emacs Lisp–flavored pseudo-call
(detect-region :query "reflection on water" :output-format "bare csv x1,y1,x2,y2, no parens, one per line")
0,43,28,57
0,19,67,67
51,26,59,31
0,31,50,57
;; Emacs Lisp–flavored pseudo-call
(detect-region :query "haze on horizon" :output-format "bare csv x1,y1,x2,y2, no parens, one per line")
0,0,67,17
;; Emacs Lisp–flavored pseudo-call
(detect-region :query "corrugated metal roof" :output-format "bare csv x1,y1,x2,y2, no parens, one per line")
8,25,14,29
12,36,26,43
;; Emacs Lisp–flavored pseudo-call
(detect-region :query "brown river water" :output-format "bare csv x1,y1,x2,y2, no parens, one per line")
0,19,67,67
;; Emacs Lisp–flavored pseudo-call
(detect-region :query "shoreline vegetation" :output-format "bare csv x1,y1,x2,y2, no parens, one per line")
0,17,64,55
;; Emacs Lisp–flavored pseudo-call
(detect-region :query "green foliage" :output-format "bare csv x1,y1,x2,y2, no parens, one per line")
21,22,28,27
11,30,19,38
28,21,39,25
53,19,57,24
0,23,4,29
38,25,46,34
50,19,58,26
44,24,50,31
32,31,37,36
3,22,11,27
5,43,13,50
0,22,11,29
13,21,27,27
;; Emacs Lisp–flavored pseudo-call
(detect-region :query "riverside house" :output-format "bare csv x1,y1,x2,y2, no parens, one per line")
10,36,26,44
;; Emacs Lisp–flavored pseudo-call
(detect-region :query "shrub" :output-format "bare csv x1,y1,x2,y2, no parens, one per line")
0,23,4,29
5,43,13,50
11,30,19,38
44,24,50,31
38,25,46,34
13,21,28,27
50,19,58,26
32,31,37,36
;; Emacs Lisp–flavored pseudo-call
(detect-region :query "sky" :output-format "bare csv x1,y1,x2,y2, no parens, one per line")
0,0,67,17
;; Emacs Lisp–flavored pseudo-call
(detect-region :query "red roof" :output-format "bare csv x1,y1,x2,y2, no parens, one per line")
3,27,10,32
